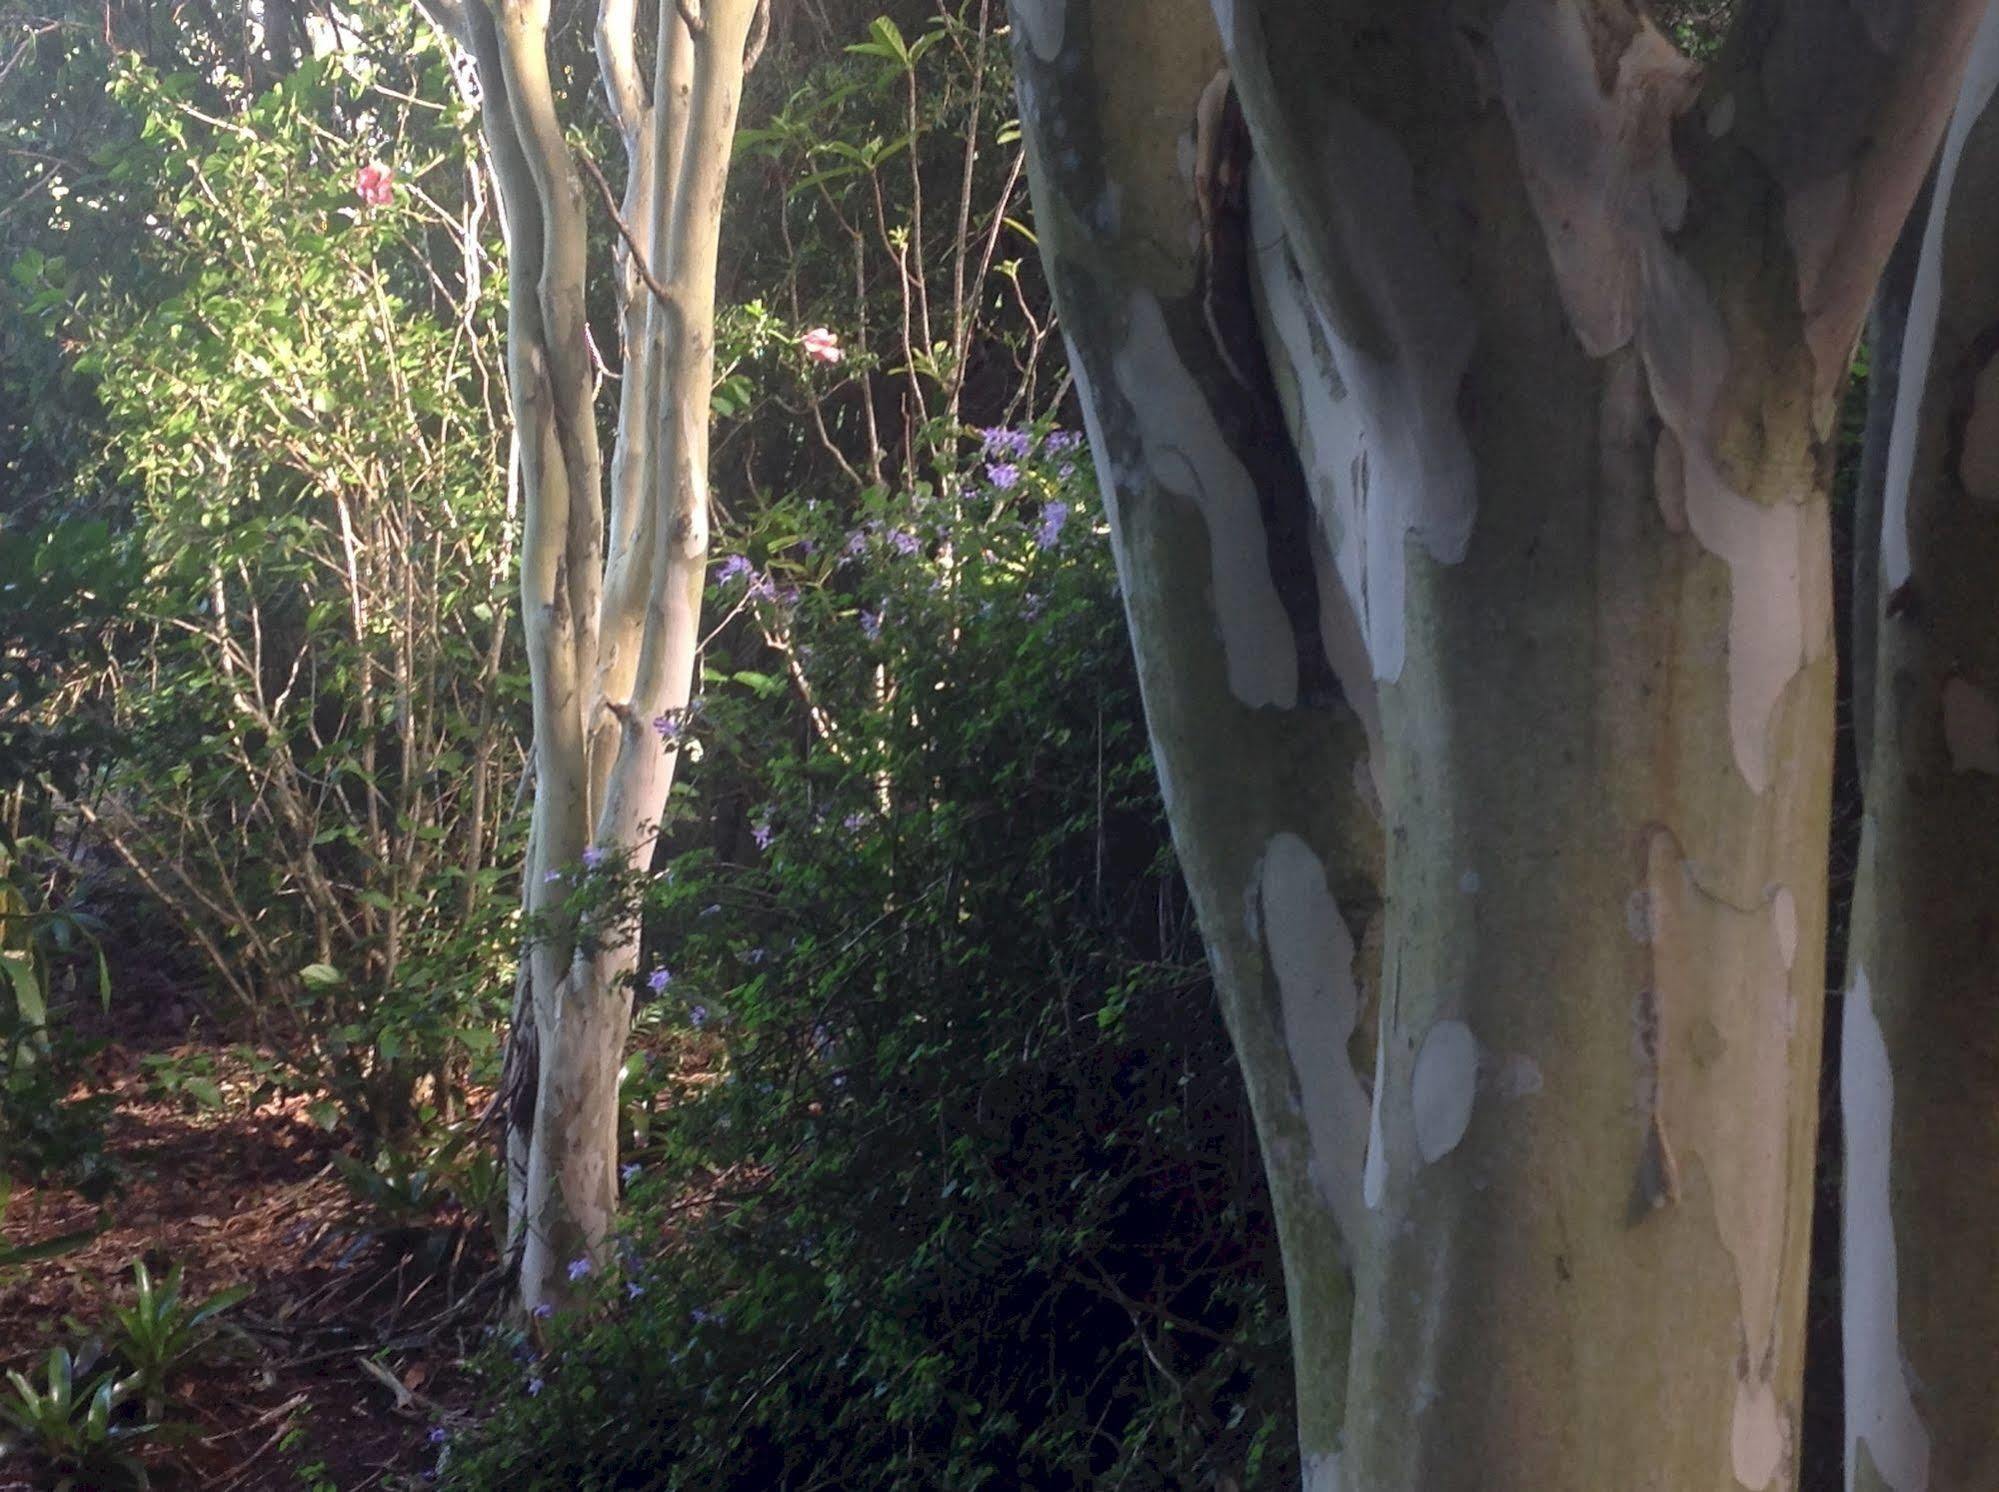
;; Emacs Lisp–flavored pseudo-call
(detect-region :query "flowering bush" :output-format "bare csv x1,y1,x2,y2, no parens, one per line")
444,424,1294,1489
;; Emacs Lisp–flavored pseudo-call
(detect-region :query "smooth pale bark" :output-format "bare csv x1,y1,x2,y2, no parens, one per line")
1011,0,1983,1483
1842,12,1999,1490
445,0,760,1309
1006,8,1385,1474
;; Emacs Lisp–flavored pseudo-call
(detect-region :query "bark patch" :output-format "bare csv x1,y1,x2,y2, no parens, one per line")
1410,1018,1478,1165
1842,967,1933,1492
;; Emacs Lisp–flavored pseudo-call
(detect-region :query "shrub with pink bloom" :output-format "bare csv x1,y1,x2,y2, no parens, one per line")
354,163,393,206
800,326,843,364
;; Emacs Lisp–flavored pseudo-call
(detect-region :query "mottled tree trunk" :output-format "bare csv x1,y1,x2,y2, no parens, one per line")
438,0,761,1310
1842,12,1999,1490
1010,0,1982,1483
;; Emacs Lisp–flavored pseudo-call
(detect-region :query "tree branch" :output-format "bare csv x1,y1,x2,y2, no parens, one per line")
574,144,679,318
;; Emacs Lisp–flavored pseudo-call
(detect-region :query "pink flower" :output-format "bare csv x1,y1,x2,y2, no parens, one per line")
355,163,393,207
801,327,843,365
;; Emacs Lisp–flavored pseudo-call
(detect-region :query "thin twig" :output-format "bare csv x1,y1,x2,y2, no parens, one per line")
573,146,677,317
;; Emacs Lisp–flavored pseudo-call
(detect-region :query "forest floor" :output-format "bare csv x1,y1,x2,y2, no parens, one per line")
1,1034,489,1492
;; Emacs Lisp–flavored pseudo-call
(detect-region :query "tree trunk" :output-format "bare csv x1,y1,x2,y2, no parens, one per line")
442,0,761,1310
1006,9,1385,1477
1010,0,1983,1481
1842,12,1999,1489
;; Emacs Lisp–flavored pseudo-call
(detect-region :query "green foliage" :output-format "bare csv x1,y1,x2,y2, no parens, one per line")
447,424,1294,1487
15,18,526,1142
100,1260,251,1419
0,1346,156,1491
0,519,138,798
330,1120,501,1269
0,848,116,1194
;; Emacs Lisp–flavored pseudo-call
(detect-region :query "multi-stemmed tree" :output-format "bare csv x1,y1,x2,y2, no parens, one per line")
1008,0,1988,1483
426,0,765,1308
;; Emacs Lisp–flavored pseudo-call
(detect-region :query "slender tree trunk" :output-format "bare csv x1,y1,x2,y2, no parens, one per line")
1011,0,1983,1482
1842,12,1999,1490
439,0,761,1309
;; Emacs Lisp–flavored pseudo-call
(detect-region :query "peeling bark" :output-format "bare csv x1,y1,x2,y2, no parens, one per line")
1013,0,1982,1483
1843,10,1999,1487
1008,8,1384,1476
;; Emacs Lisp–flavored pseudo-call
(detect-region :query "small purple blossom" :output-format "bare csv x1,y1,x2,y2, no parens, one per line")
531,1301,555,1321
625,1280,646,1300
714,554,754,585
689,1004,709,1030
621,1161,642,1183
979,426,1032,459
751,816,775,851
859,609,881,640
843,528,869,557
428,1427,448,1446
566,1256,592,1283
986,461,1021,491
1057,462,1077,481
842,812,867,832
581,845,606,870
1035,500,1070,549
526,1376,544,1397
887,528,920,557
1045,429,1083,454
543,869,564,884
647,966,673,994
653,712,684,742
747,572,777,602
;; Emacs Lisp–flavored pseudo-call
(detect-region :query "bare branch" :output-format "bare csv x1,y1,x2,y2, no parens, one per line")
575,144,680,318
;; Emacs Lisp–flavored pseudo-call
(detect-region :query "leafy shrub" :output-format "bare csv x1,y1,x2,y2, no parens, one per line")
48,32,524,1142
0,847,116,1195
98,1260,251,1420
445,431,1297,1489
0,1346,157,1491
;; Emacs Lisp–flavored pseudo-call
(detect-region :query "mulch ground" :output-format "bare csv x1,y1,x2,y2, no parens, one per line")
1,1041,492,1491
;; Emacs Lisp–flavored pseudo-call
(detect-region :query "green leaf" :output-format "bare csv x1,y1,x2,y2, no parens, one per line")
299,963,344,991
181,1077,223,1110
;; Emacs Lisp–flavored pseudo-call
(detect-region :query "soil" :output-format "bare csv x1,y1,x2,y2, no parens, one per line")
1,1037,492,1492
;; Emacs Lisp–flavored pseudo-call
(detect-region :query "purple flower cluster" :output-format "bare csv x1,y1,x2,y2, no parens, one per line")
985,461,1021,491
1035,499,1070,549
979,426,1032,459
647,966,673,994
